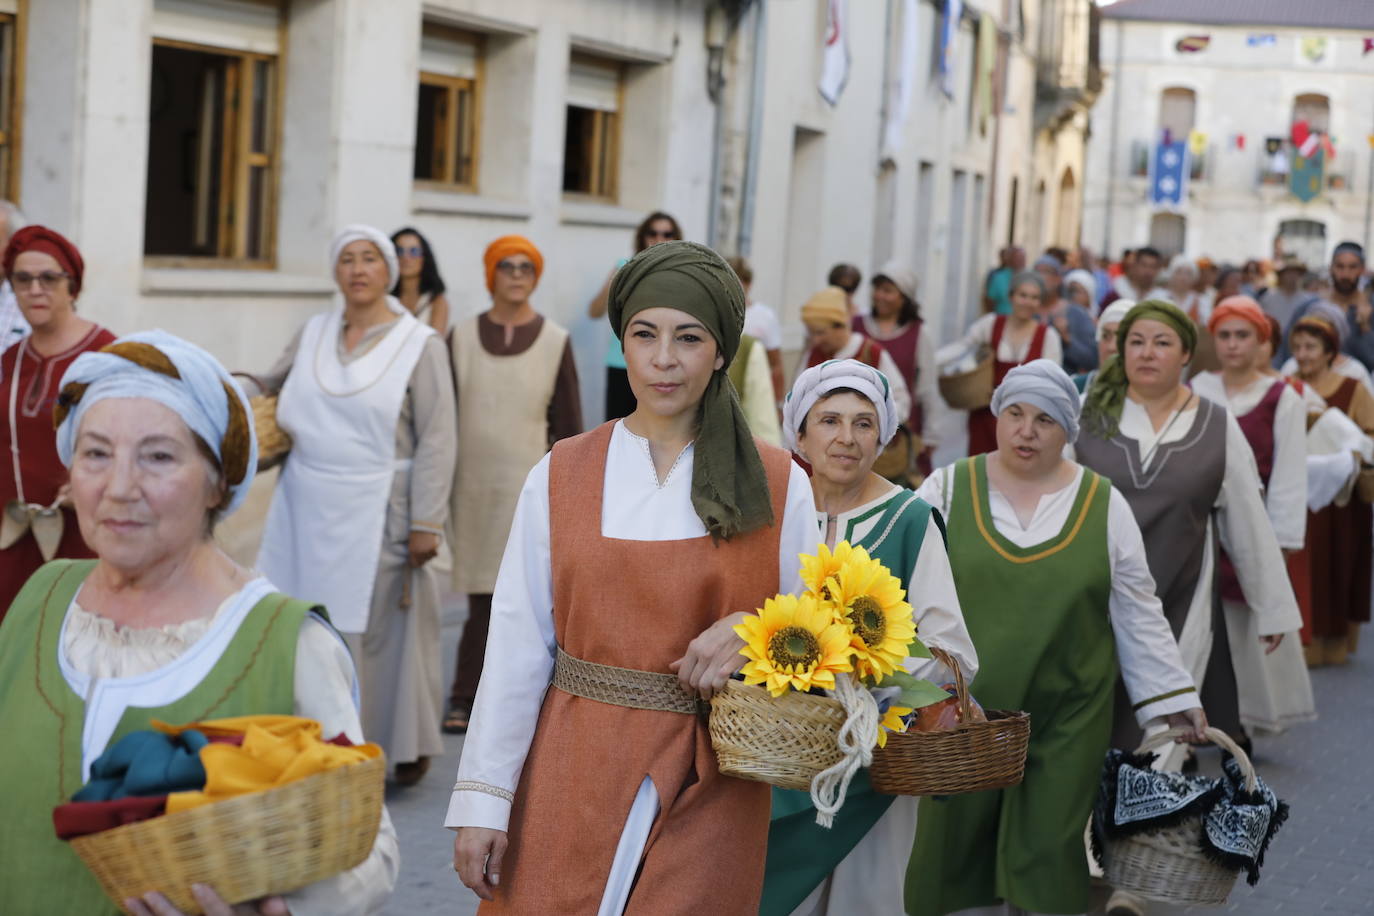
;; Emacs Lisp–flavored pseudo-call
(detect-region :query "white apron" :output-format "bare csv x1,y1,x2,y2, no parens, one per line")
257,300,433,633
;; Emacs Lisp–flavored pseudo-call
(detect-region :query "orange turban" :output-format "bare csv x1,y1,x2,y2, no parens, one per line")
484,235,543,292
1208,295,1269,342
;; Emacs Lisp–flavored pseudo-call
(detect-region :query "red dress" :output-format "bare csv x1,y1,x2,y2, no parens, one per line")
853,316,931,473
966,316,1047,456
0,325,117,618
1305,377,1373,642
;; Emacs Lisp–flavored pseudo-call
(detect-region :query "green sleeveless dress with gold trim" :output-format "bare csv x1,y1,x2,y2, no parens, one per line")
908,456,1115,916
0,560,322,914
761,489,939,915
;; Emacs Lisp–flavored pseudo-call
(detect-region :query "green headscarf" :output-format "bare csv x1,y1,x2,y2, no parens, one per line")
1081,299,1198,439
608,240,774,542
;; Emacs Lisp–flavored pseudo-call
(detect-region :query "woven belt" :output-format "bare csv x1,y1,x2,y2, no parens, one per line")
552,646,709,715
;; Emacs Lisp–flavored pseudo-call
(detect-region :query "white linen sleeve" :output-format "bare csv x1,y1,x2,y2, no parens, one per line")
1104,490,1199,726
903,515,978,686
1267,385,1308,549
778,462,823,594
285,616,400,916
743,340,782,447
445,455,558,832
937,313,994,369
878,348,913,426
1215,413,1303,636
914,328,945,447
914,465,954,520
1039,326,1064,366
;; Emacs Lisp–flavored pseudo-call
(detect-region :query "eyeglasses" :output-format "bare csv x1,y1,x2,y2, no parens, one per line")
644,229,676,240
496,260,536,278
396,246,424,258
11,271,69,291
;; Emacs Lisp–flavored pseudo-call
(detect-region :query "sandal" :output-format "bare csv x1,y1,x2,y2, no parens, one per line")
443,700,472,735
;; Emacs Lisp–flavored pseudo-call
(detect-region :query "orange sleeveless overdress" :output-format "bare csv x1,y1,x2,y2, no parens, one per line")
480,421,792,915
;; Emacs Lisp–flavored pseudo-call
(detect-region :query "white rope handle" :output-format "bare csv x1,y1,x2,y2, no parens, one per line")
809,674,879,828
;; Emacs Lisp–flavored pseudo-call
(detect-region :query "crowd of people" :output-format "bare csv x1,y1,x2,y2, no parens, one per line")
0,198,1367,916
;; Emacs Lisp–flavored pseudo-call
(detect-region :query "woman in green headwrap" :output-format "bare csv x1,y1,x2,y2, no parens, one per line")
1076,301,1300,916
448,241,822,914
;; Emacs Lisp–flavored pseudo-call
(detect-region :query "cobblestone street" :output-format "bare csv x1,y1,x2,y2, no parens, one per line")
381,594,1372,915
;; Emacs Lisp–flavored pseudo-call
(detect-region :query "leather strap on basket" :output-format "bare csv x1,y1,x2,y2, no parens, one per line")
552,646,708,715
927,645,972,724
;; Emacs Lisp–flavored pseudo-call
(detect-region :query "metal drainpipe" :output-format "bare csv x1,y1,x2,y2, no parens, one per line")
706,5,727,249
737,0,767,258
1102,18,1123,257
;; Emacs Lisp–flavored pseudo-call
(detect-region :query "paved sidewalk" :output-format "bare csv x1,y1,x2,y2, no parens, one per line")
382,598,1368,915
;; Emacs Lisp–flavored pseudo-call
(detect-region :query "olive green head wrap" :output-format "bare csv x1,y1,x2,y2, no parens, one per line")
608,240,773,541
1082,299,1197,439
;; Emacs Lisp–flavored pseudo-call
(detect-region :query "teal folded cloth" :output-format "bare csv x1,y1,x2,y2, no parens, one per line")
72,730,209,802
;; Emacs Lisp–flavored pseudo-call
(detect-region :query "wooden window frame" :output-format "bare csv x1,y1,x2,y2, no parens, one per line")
144,35,283,270
562,86,622,202
0,4,26,204
414,69,481,192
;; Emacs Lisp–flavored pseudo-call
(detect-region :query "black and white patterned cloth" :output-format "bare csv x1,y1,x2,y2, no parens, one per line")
1093,748,1289,886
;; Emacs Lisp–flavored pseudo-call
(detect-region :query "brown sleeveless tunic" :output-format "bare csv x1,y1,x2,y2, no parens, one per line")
1075,397,1232,746
482,422,792,915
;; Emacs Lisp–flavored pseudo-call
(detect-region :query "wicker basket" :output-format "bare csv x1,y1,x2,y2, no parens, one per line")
1100,727,1253,906
70,755,385,915
249,394,292,471
869,647,1030,796
708,680,846,790
938,350,994,410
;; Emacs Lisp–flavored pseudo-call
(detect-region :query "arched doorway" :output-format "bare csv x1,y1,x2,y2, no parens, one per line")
1148,213,1186,258
1054,167,1077,248
1277,218,1326,268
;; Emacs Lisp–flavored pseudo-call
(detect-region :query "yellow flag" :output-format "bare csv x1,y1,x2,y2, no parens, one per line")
1188,130,1208,157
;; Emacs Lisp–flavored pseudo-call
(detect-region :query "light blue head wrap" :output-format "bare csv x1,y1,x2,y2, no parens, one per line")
782,358,901,453
990,358,1082,443
55,330,258,515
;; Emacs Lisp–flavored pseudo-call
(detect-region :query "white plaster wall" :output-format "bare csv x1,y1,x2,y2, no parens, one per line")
1084,19,1374,264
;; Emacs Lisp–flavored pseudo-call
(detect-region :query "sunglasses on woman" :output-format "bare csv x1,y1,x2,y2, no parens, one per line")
396,245,424,258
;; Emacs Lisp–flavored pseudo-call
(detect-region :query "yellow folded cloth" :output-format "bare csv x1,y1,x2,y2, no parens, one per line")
152,715,381,813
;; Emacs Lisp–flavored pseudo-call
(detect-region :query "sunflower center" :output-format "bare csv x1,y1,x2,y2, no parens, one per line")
847,596,886,647
768,626,821,669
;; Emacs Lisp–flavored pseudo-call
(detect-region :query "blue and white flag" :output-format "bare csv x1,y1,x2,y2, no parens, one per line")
939,0,963,99
1148,140,1189,208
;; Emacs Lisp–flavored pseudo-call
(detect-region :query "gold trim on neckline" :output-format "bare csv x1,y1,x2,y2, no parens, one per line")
969,459,1099,564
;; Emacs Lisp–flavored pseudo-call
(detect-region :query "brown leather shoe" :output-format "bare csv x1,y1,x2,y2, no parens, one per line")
394,756,432,786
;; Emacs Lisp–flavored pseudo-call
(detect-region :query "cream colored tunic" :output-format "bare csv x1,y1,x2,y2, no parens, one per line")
450,314,569,594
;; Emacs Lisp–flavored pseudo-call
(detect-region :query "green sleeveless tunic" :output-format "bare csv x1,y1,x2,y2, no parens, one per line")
908,457,1115,916
761,490,938,916
0,560,321,914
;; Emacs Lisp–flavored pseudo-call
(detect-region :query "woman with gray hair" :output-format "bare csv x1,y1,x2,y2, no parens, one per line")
910,359,1203,916
0,330,398,914
946,270,1063,456
762,357,975,916
251,224,457,786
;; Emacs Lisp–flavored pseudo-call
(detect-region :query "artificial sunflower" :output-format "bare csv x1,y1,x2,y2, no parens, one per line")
876,704,913,748
799,541,859,600
826,546,918,681
734,593,855,697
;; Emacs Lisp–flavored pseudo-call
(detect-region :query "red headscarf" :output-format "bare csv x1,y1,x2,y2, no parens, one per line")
483,235,543,293
3,226,85,295
1208,295,1269,342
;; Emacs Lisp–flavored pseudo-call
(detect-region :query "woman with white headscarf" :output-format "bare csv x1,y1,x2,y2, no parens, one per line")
0,330,398,914
761,358,976,916
251,225,457,786
910,360,1204,916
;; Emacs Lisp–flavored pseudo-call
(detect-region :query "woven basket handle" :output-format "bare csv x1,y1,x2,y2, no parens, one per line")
926,645,972,724
1134,726,1258,794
